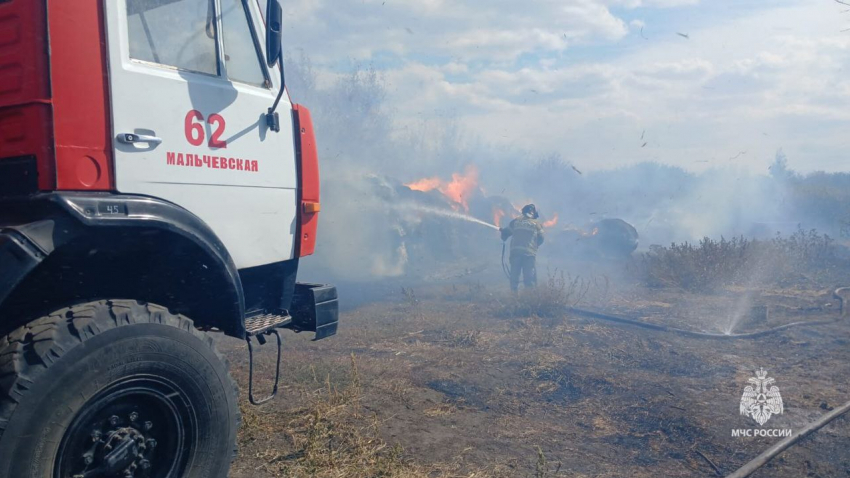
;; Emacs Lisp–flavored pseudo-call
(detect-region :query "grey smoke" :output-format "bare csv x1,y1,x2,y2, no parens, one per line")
285,52,845,283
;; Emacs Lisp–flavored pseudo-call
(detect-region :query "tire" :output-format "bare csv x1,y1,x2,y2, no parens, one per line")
0,300,240,478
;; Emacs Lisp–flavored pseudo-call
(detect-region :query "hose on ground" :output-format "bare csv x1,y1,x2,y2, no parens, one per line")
501,242,511,281
564,293,849,475
725,399,850,477
565,288,850,339
566,307,841,340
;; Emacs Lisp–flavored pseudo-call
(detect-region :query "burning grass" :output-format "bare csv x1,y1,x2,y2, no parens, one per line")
639,228,836,291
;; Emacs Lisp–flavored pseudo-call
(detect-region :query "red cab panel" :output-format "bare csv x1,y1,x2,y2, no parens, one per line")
0,0,113,192
293,104,320,257
48,0,113,190
0,0,55,190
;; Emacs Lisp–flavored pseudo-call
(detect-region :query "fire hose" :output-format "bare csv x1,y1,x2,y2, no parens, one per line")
499,240,841,339
496,231,848,474
565,307,840,340
566,304,849,476
496,240,846,472
497,226,843,339
501,241,512,281
725,399,850,477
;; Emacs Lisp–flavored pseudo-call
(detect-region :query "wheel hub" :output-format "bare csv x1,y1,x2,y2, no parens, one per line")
56,379,193,478
75,415,157,478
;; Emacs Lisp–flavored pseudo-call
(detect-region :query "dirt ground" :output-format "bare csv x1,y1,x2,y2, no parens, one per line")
219,275,850,477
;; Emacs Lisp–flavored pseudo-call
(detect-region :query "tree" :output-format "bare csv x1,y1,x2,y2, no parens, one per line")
769,149,795,182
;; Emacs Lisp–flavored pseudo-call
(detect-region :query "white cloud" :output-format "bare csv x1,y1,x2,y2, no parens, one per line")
608,0,700,7
283,0,850,173
283,0,634,63
440,61,469,75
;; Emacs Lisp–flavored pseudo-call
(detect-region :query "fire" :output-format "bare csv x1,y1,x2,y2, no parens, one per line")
405,165,480,211
405,177,443,192
493,208,506,227
443,166,479,210
543,213,559,228
563,224,600,237
578,227,599,237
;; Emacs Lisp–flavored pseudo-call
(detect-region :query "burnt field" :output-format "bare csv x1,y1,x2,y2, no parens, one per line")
216,248,850,478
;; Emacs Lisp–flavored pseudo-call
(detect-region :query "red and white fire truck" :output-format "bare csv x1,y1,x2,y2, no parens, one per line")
0,0,338,476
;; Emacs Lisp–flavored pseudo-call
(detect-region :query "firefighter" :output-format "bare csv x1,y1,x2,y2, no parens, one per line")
500,204,544,291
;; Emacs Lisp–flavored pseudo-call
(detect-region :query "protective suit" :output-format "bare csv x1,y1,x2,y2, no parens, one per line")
500,204,544,291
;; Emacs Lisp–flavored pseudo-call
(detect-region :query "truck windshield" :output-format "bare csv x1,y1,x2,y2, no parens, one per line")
126,0,218,75
220,0,268,87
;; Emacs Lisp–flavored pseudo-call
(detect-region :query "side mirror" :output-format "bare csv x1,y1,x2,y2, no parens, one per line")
264,0,285,133
266,0,282,67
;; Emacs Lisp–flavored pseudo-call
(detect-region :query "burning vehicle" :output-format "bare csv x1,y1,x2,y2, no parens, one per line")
551,218,640,261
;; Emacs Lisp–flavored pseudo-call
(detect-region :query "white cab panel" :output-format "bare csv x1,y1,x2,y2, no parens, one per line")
104,0,296,269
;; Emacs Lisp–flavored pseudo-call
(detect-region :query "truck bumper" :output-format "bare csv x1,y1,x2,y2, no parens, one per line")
290,283,338,340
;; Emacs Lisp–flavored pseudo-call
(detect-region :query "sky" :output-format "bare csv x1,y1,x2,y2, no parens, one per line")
281,0,850,174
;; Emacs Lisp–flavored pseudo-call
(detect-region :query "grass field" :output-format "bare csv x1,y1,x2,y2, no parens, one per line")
219,272,850,477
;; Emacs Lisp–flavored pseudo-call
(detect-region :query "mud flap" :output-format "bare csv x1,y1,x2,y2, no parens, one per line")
290,283,338,340
0,231,44,307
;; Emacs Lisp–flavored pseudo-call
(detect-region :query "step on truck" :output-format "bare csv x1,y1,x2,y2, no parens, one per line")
0,0,339,476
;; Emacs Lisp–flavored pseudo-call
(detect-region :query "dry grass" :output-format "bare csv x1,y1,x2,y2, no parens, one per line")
500,270,592,318
237,355,434,478
423,403,458,417
235,353,525,478
639,228,837,291
225,272,850,478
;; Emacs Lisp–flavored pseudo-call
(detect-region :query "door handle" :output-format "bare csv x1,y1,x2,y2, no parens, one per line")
117,133,162,145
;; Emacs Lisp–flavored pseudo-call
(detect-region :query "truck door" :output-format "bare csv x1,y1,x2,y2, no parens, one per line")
104,0,297,269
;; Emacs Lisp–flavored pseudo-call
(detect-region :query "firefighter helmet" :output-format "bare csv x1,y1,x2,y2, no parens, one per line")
521,204,539,219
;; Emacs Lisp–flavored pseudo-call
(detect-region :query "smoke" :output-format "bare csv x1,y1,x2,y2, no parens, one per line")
286,53,848,284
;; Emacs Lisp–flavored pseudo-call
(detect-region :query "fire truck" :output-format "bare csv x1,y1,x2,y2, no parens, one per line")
0,0,338,476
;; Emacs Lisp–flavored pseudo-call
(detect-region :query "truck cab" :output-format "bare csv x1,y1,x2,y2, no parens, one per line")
0,0,337,476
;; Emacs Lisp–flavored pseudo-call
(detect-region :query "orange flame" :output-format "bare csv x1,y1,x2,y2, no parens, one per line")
405,165,480,211
577,227,599,237
443,166,479,211
543,213,559,228
563,224,599,237
405,177,442,192
493,208,506,227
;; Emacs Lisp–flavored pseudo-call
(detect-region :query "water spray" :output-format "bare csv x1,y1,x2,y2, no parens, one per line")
392,203,510,279
393,203,499,230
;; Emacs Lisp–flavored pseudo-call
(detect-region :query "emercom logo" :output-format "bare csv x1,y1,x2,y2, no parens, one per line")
732,428,791,438
732,368,792,438
740,368,784,425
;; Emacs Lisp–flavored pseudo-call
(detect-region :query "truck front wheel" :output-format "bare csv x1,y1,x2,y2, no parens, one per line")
0,300,239,478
